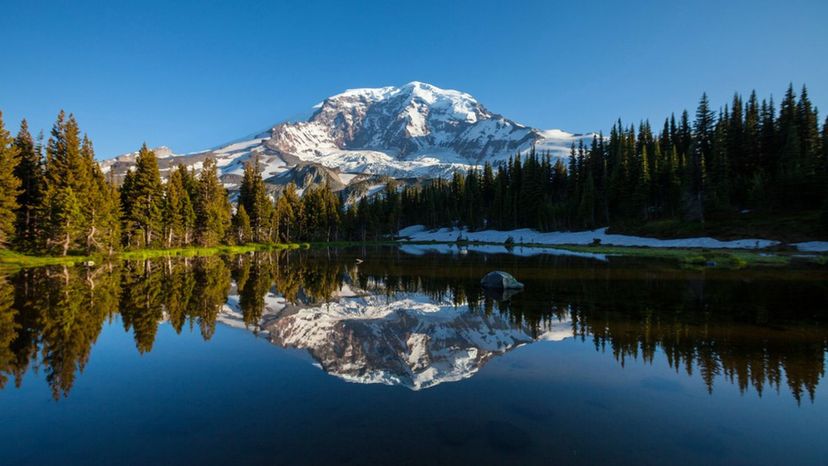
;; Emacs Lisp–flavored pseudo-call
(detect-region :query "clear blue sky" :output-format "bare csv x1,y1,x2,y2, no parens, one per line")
2,0,826,158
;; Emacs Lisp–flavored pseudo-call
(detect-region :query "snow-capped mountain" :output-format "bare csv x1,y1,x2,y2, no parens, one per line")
103,82,596,190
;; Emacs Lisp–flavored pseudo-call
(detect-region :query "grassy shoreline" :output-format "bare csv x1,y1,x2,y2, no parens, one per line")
0,243,307,273
1,239,825,273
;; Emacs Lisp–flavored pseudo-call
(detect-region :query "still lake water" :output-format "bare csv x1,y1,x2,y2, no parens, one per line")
0,246,826,465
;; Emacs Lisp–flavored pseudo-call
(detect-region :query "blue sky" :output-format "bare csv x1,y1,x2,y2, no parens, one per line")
1,0,826,158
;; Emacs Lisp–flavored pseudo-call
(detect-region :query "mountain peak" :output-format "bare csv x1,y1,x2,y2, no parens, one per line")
106,83,596,191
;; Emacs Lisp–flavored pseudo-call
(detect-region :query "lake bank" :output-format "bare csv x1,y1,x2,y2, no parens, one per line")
3,236,826,273
0,243,306,272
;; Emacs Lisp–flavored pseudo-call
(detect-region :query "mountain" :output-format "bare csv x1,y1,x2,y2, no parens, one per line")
102,82,596,191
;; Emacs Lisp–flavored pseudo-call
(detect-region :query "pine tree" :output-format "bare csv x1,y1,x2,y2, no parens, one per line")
578,172,596,227
635,145,651,220
821,117,828,230
796,85,822,204
175,165,197,245
78,136,114,253
41,112,87,254
97,175,121,255
232,204,252,244
274,183,301,242
323,185,341,241
238,157,272,242
193,158,231,246
775,85,801,201
822,116,828,177
46,187,84,256
694,93,715,168
121,144,163,248
162,166,193,247
0,112,20,247
12,120,44,250
683,95,714,223
708,116,731,211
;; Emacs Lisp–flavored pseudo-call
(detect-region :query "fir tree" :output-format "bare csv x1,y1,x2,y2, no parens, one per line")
120,144,163,248
0,112,20,247
193,158,231,246
41,112,86,254
238,157,272,242
274,183,300,243
232,204,252,245
45,187,84,256
78,136,116,253
12,120,44,250
162,166,193,247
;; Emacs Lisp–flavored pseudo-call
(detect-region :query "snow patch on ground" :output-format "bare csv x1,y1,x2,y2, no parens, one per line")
399,243,608,261
398,225,779,250
794,241,828,252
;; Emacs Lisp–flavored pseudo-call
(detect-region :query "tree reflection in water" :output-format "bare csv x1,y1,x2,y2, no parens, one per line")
0,248,825,401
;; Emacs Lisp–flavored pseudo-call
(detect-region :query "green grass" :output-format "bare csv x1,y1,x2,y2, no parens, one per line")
0,242,311,272
117,243,305,260
0,249,93,272
550,244,797,268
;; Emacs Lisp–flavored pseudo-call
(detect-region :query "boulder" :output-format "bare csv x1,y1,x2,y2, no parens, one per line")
480,271,524,290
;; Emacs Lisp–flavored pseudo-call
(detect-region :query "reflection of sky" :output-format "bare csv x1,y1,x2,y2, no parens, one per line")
2,316,826,465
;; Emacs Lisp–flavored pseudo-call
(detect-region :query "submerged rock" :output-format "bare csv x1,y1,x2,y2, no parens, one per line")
480,271,524,289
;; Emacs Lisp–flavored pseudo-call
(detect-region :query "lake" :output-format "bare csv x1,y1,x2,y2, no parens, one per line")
1,246,826,465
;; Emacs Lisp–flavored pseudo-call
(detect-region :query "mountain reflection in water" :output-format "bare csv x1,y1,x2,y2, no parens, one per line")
0,248,826,401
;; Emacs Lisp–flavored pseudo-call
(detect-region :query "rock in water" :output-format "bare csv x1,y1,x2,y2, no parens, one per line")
480,271,524,289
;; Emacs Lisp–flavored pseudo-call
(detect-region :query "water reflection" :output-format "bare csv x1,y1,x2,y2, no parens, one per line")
0,248,826,401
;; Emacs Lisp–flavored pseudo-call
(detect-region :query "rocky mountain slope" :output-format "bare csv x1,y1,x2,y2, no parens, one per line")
103,82,596,192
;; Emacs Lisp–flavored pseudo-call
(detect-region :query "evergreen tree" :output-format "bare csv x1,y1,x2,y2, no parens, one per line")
12,120,44,250
41,112,86,254
796,85,822,204
78,136,117,253
821,117,828,230
232,204,252,244
193,158,231,246
162,166,194,247
97,174,121,255
238,157,272,242
0,112,20,247
274,183,300,242
120,144,163,248
708,116,731,210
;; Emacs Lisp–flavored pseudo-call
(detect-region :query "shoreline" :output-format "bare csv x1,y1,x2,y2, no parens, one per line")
2,236,827,273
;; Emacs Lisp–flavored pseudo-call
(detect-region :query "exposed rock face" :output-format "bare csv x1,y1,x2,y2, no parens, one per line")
266,163,346,192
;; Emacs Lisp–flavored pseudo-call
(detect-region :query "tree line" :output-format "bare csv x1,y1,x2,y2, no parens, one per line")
0,110,343,255
350,84,828,238
0,84,825,253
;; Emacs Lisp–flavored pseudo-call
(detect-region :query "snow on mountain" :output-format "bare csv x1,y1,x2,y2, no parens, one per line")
103,82,597,189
